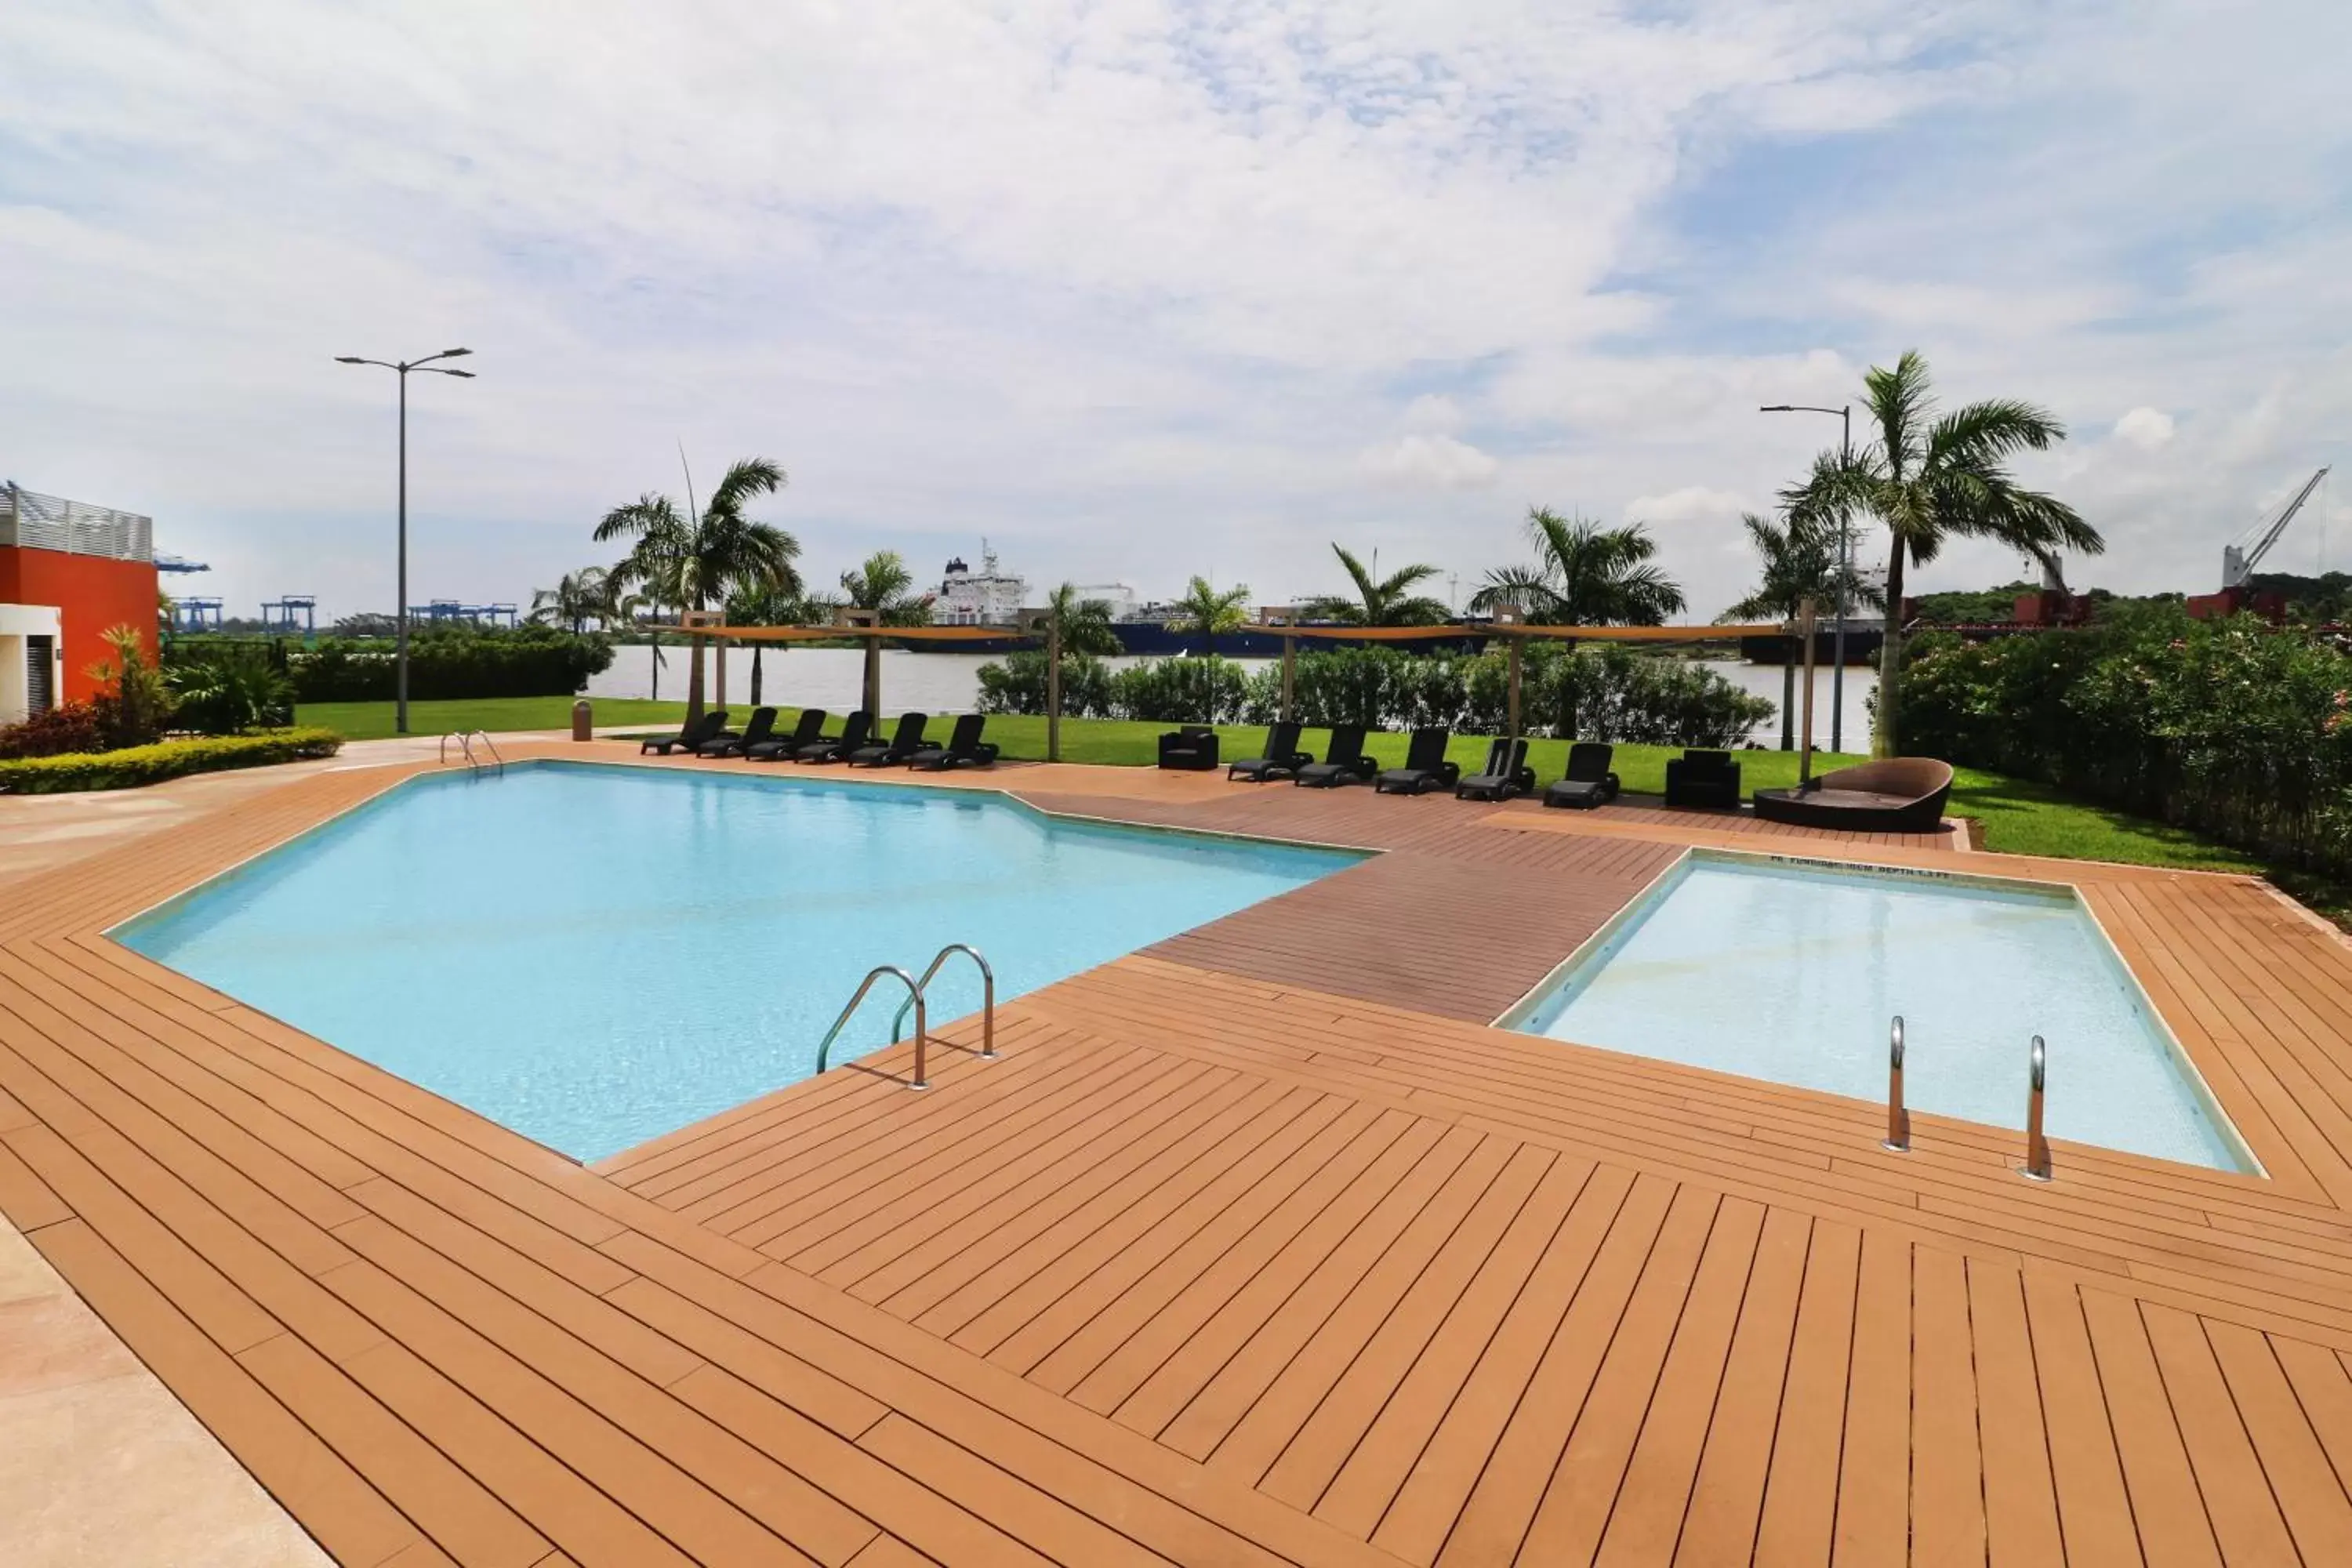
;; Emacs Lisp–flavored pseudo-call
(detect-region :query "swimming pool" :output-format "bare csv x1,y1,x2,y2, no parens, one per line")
1504,851,2249,1171
117,762,1358,1161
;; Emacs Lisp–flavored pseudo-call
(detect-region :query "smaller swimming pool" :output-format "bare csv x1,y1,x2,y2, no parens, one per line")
1504,851,2250,1171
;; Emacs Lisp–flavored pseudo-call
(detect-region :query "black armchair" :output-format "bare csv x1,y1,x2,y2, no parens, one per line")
1157,726,1220,770
1664,748,1742,809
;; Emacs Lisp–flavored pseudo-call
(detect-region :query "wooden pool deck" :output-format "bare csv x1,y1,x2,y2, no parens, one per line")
7,741,2352,1564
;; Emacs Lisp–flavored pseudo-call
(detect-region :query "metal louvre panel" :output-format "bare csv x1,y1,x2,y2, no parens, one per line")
1,483,153,562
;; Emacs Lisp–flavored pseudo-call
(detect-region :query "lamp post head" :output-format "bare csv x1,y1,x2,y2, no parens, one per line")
439,347,472,358
334,356,367,364
1759,404,1795,412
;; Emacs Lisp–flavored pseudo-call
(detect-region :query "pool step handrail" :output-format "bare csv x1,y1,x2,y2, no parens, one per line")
1882,1015,1909,1153
890,944,996,1062
816,965,928,1087
437,730,506,775
2019,1034,2052,1181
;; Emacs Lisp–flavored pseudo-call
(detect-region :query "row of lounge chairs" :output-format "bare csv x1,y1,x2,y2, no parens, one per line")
640,708,1000,771
1218,720,1619,806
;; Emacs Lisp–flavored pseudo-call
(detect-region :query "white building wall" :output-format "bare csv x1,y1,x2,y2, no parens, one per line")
0,602,64,726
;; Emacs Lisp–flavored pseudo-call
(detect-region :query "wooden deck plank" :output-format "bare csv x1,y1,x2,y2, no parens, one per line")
1588,1195,1766,1567
1909,1244,1987,1568
1428,1171,1685,1567
1751,1218,1861,1568
17,745,2352,1566
1830,1227,1911,1566
2022,1273,2145,1568
2142,1303,2303,1567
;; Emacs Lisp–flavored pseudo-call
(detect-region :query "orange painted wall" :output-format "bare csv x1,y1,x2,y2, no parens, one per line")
0,546,162,702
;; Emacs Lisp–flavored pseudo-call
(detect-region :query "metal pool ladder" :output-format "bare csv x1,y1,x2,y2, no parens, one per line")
439,731,506,774
814,945,997,1091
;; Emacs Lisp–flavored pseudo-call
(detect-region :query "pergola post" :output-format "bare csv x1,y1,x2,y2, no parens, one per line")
1798,597,1819,786
1280,634,1296,723
1047,614,1062,763
1506,633,1523,755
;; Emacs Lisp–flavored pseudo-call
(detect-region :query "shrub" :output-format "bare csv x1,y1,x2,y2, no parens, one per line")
88,623,175,747
974,651,1115,717
1897,604,2352,880
169,648,296,734
0,700,109,759
0,728,345,794
1108,656,1250,724
276,626,614,702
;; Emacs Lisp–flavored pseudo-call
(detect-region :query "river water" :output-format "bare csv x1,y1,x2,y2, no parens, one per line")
586,644,1878,750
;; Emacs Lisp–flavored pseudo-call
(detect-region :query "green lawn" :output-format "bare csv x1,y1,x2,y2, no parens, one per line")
299,695,2271,883
298,695,706,740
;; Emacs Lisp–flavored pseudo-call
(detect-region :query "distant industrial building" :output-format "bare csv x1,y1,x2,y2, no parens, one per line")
1,482,160,725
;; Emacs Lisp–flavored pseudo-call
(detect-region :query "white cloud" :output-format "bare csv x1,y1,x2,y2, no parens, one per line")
0,0,2347,623
1359,434,1501,490
2113,407,2176,451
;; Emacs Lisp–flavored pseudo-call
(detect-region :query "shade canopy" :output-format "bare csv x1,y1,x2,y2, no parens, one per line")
675,623,1033,644
1240,622,1780,643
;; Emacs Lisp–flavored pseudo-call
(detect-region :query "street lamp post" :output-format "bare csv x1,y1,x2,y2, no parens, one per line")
336,349,476,734
1760,402,1852,753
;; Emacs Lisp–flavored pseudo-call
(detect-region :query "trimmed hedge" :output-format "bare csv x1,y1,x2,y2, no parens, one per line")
0,728,344,794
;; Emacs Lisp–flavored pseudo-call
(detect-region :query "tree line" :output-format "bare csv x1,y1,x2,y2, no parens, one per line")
535,350,2107,752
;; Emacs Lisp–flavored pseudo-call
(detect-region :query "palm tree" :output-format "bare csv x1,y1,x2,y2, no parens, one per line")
596,456,800,724
1722,512,1885,750
1045,582,1123,656
837,550,932,715
1296,544,1450,626
1781,350,2101,755
1469,510,1686,626
724,583,841,705
1170,575,1251,655
529,567,610,633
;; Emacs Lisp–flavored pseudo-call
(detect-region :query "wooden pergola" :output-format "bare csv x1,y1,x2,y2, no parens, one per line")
1241,619,1789,761
680,612,1815,771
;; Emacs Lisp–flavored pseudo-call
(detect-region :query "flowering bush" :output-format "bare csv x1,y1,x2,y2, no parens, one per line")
1899,604,2352,877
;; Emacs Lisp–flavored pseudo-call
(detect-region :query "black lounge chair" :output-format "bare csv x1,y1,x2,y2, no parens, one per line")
745,709,827,761
641,709,728,756
1754,757,1955,833
848,712,929,767
1376,728,1459,795
1664,748,1742,809
1455,737,1534,801
1296,724,1377,787
1158,726,1220,770
909,713,1000,770
1542,742,1621,810
699,706,777,757
796,710,872,763
1229,720,1312,782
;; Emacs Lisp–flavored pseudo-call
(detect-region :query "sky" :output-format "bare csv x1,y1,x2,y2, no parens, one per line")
3,0,2348,624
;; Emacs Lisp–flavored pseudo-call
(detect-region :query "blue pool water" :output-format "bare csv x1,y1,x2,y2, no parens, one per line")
1508,853,2248,1171
118,762,1356,1160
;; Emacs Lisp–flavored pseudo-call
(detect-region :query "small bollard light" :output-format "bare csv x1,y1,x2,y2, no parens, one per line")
572,698,593,742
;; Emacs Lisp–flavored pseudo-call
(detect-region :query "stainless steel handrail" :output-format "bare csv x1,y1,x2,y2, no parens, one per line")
815,965,929,1087
1882,1015,1909,1152
891,944,996,1062
438,731,506,774
2019,1034,2052,1181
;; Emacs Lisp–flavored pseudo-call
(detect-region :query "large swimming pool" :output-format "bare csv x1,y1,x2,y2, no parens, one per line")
1505,851,2249,1171
118,762,1357,1161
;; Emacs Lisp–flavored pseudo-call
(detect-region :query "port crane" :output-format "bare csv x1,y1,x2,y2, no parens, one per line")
2223,466,2330,589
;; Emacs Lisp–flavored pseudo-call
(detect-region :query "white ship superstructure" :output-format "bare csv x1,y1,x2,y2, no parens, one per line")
935,542,1029,626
